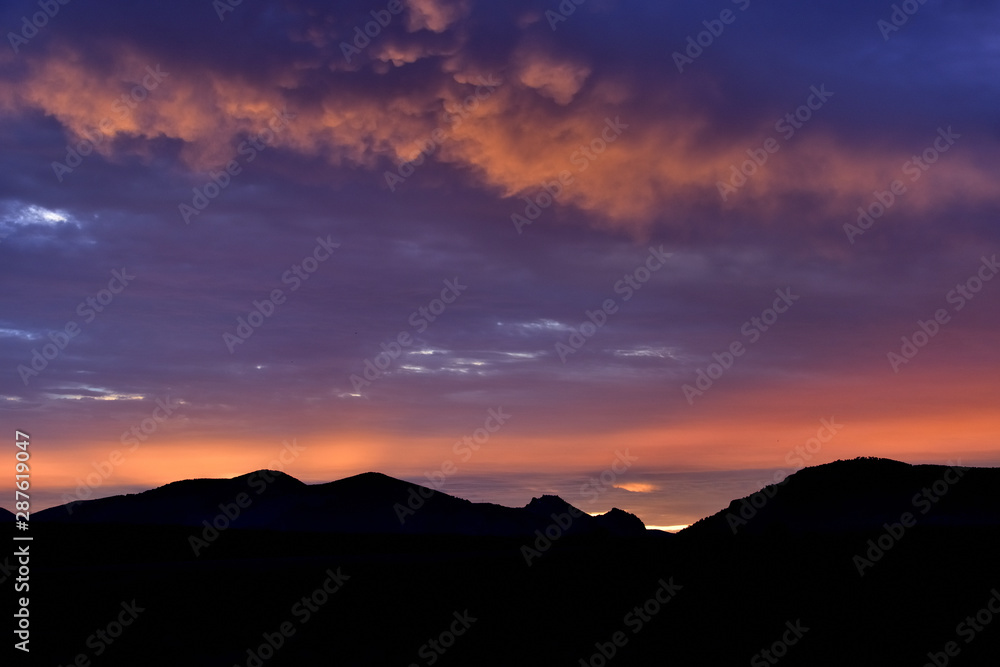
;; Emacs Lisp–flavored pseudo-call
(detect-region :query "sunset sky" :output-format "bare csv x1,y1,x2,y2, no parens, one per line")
2,0,998,528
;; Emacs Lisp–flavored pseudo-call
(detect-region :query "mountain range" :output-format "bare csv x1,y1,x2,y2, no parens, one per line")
9,458,1000,666
23,457,1000,538
31,469,648,537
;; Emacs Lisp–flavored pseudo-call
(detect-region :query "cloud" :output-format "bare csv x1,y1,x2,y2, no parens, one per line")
615,482,657,493
2,0,998,238
514,47,591,105
404,0,470,33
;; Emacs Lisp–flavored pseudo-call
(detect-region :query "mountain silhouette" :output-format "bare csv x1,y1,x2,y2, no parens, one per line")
19,457,1000,666
0,507,13,521
34,470,648,538
682,457,1000,537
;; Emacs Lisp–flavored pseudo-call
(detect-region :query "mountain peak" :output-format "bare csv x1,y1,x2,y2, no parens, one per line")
339,471,408,484
233,469,307,485
821,457,912,470
682,457,996,537
593,507,647,536
524,494,578,516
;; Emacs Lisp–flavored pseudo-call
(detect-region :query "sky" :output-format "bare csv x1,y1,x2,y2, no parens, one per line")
1,0,999,528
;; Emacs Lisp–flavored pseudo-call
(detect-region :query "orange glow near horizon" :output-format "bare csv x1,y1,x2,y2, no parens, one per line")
24,393,998,514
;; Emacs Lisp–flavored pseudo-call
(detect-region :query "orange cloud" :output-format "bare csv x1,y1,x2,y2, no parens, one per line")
4,38,998,236
404,0,470,33
513,47,592,105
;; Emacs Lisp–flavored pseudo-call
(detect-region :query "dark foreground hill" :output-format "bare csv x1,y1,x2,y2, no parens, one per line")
683,457,1000,537
34,470,646,538
10,458,1000,666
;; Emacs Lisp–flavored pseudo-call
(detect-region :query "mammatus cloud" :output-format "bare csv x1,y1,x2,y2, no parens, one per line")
404,0,470,33
513,47,591,105
2,1,998,234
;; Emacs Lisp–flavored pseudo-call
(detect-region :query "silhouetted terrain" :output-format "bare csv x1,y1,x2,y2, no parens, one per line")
10,458,1000,666
34,470,646,537
684,457,1000,536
